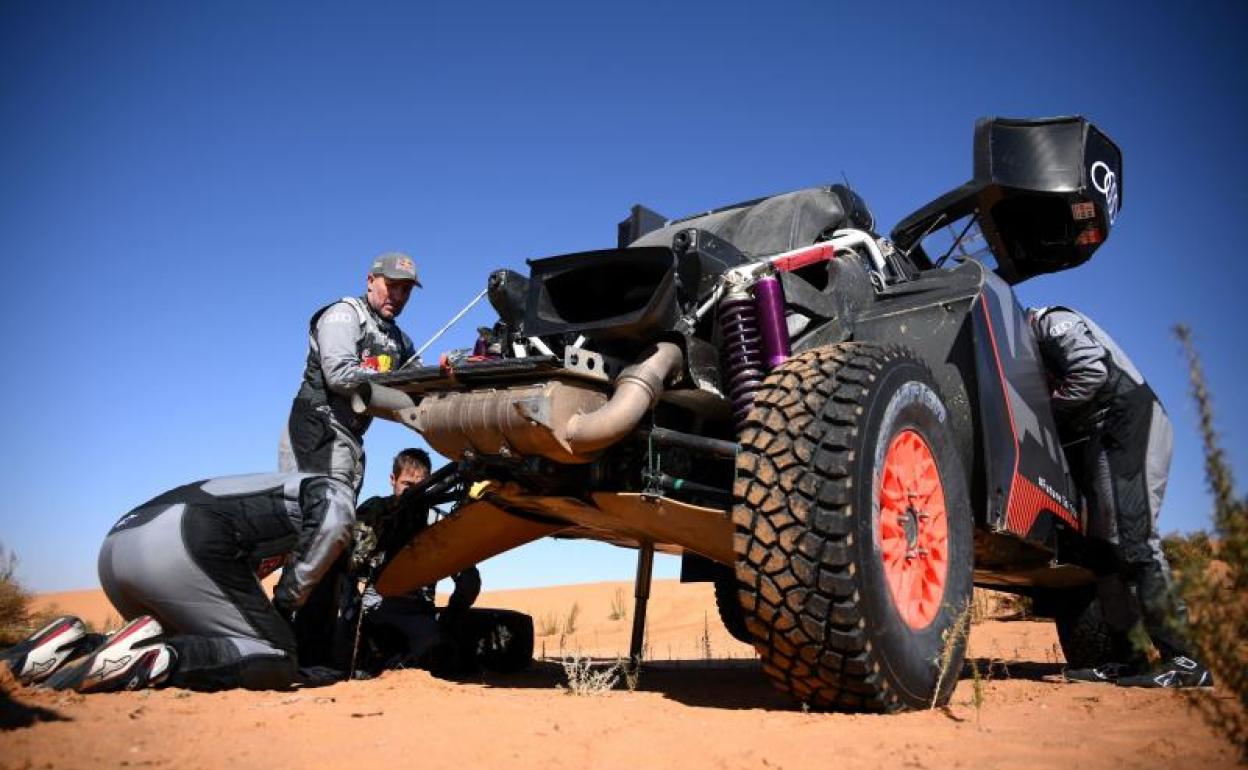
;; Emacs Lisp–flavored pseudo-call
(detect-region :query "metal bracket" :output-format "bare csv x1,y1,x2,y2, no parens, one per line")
561,346,626,384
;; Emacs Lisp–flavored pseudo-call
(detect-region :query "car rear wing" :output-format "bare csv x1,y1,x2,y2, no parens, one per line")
891,116,1122,284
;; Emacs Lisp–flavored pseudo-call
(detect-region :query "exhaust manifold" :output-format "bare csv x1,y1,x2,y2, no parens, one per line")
353,342,684,464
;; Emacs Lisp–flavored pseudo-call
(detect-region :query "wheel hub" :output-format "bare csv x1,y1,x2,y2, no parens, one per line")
878,429,950,630
902,506,920,553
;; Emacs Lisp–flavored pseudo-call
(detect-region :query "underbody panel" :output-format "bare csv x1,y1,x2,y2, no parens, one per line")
375,488,732,597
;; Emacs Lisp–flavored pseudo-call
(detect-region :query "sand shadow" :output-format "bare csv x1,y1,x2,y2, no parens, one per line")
0,689,70,730
459,654,1067,708
960,659,1065,682
464,657,793,711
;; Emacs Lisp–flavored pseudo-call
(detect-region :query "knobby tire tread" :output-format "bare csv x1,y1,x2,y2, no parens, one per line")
733,343,907,711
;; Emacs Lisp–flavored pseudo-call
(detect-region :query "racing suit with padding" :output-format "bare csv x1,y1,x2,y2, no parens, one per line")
1032,306,1193,661
295,487,481,671
98,473,356,691
279,296,415,493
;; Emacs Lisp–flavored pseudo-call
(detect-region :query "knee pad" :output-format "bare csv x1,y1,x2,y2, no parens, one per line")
235,655,299,691
166,635,297,692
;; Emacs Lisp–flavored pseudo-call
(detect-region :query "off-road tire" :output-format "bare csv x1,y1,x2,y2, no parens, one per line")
714,574,753,644
733,344,973,711
1052,591,1135,669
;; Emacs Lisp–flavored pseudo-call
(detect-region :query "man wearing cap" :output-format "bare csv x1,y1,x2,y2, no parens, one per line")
279,252,421,493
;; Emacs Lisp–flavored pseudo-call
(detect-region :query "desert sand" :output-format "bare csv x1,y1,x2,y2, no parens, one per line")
2,579,1240,770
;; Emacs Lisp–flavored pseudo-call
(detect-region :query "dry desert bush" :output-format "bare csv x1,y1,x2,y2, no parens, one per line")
0,545,30,646
608,587,628,621
559,653,620,696
1174,326,1247,758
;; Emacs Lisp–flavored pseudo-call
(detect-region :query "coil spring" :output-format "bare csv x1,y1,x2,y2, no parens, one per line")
720,294,765,430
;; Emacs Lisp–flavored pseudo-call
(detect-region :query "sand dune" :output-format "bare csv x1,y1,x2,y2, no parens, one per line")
4,580,1240,769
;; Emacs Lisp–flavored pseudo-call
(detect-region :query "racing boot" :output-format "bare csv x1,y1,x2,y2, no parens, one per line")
1,616,103,685
45,616,174,693
1063,660,1144,684
1117,656,1213,689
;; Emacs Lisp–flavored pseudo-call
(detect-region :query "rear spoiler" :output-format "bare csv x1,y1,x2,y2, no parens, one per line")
891,116,1122,284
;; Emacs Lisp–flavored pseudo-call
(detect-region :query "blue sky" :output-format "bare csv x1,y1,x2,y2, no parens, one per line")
1,1,1245,592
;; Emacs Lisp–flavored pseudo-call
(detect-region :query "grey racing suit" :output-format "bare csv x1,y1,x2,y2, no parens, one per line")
97,473,356,691
279,296,415,493
1031,306,1192,660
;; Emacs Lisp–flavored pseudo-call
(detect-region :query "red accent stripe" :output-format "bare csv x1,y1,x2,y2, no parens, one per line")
106,617,154,648
979,297,1080,535
1007,473,1079,533
771,243,836,273
38,621,74,646
978,298,1022,530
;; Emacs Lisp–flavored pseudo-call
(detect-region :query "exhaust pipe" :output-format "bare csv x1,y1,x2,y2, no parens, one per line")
351,383,419,428
564,341,683,454
352,342,685,463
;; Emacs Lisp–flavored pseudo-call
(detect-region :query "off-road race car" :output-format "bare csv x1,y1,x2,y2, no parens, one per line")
352,116,1127,711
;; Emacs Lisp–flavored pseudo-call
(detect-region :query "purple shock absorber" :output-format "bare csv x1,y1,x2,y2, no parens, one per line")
719,290,766,429
753,275,790,369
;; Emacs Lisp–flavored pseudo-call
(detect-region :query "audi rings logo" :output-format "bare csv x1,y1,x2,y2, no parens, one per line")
1090,161,1120,225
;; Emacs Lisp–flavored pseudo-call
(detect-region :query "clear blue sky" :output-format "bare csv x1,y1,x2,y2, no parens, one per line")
2,1,1245,593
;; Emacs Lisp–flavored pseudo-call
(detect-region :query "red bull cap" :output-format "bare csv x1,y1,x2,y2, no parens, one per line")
369,251,422,286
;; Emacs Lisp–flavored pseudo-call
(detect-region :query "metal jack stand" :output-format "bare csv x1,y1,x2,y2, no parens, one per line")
628,541,655,673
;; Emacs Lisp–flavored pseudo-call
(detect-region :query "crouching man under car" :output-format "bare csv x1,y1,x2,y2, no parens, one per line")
29,473,355,693
1030,306,1211,688
355,448,481,667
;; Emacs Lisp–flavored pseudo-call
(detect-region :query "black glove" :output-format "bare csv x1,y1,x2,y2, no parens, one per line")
273,596,296,627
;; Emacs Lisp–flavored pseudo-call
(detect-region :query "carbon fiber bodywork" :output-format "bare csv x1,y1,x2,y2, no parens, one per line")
364,117,1121,598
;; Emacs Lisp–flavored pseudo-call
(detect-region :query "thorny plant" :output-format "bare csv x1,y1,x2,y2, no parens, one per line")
559,653,620,696
0,545,67,646
622,659,641,692
562,602,581,636
0,544,31,646
931,600,974,709
700,612,713,660
968,658,985,728
537,611,559,637
1173,326,1247,759
608,588,628,621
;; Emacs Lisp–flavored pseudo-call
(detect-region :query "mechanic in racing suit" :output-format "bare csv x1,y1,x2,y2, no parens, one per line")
278,252,420,493
1030,306,1211,688
356,448,481,667
40,472,355,693
295,448,481,673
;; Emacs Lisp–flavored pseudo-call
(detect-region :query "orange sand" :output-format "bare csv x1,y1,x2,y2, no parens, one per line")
4,580,1239,769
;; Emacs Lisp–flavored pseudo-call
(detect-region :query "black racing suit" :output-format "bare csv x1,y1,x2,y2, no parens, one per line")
98,473,356,691
295,487,480,670
1031,306,1193,661
279,296,415,493
356,489,481,615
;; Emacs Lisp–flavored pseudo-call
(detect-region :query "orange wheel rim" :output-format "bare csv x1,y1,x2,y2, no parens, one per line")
877,429,949,630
